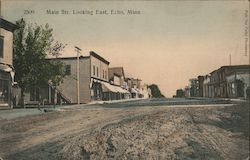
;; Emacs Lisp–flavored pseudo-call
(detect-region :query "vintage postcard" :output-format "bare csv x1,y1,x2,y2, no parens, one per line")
0,0,249,159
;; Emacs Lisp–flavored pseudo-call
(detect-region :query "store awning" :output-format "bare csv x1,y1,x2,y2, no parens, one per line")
101,81,130,94
90,78,102,88
0,64,13,72
115,86,130,94
101,81,118,92
131,88,139,94
0,64,15,83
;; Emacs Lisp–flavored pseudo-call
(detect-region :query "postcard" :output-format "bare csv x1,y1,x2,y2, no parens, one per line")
0,0,249,159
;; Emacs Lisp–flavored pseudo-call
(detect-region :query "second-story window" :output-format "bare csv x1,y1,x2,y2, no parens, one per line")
0,36,4,58
103,70,105,79
105,71,107,79
93,65,95,75
65,65,71,75
97,67,99,77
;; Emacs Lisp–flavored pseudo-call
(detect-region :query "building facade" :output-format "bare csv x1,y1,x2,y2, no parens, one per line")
109,67,130,99
202,75,211,98
125,78,143,98
0,18,16,108
208,65,250,99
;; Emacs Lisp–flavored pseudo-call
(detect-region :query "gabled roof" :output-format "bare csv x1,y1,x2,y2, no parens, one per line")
0,18,17,32
109,67,125,78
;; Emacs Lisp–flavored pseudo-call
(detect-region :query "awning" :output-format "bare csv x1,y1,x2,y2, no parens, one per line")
0,64,13,72
0,64,15,83
101,81,130,94
131,88,139,94
116,86,130,94
90,78,102,88
101,81,117,92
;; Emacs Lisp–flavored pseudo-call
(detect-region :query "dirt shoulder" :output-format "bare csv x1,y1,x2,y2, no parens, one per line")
0,101,249,160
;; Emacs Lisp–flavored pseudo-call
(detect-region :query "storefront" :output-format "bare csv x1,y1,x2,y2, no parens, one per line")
0,64,14,108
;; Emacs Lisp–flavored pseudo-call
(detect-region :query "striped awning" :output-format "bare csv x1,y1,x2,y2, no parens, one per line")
101,81,130,94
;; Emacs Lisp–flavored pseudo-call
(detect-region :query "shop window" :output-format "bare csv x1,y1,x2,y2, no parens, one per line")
0,36,4,58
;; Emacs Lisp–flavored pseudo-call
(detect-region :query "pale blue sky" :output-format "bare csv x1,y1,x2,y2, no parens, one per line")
1,0,249,96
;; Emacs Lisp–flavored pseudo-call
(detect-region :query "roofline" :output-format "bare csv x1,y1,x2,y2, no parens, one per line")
90,51,110,65
210,65,250,74
126,77,142,81
46,55,90,60
0,18,17,32
113,73,121,77
219,65,250,69
109,67,124,69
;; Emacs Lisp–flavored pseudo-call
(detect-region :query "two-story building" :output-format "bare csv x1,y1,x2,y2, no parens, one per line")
52,51,111,103
204,65,249,99
221,65,250,99
0,18,17,108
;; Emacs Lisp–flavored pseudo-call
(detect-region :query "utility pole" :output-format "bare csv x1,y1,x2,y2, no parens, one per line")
75,46,81,104
229,54,231,66
0,0,2,18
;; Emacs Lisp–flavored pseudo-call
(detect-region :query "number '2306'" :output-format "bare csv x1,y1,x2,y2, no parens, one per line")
24,10,35,14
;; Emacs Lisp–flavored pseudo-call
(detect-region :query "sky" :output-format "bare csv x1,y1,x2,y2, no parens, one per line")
1,0,249,97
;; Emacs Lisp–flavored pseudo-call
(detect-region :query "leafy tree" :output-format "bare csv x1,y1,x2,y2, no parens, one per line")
148,84,165,98
13,18,66,107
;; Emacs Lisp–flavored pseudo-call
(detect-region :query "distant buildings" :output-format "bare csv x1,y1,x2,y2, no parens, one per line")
181,65,250,99
0,18,17,108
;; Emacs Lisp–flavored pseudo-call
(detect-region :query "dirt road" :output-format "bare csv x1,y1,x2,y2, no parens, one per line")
0,99,249,160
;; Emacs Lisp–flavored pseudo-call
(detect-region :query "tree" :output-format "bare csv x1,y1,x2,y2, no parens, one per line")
175,89,185,98
148,84,165,98
13,18,66,107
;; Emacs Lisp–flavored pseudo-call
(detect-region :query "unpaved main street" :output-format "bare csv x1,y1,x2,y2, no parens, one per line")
0,99,249,160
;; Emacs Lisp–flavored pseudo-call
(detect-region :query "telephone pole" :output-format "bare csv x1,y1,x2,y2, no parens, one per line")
75,46,81,104
229,54,231,66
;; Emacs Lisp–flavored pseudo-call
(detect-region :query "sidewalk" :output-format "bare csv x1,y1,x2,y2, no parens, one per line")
0,108,44,120
88,97,145,105
187,97,248,103
0,98,147,120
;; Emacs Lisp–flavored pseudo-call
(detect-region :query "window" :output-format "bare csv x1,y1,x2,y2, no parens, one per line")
105,71,107,79
93,65,95,75
97,67,99,77
103,70,105,79
65,65,71,75
0,36,4,58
